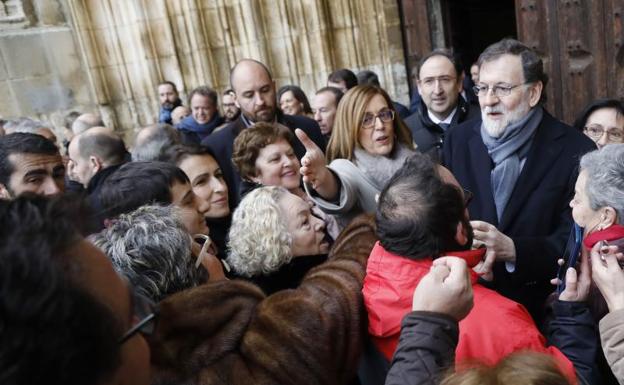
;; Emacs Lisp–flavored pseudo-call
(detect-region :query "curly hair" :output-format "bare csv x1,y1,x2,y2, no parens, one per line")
231,122,295,180
580,144,624,224
227,186,292,277
91,204,205,302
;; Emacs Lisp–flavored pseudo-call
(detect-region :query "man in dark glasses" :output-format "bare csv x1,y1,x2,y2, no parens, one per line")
0,195,153,385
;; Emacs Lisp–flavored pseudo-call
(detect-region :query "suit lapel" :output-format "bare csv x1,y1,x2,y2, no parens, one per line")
467,124,498,226
499,114,565,230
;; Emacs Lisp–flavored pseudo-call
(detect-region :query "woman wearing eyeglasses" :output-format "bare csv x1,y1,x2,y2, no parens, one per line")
573,99,624,149
297,85,415,228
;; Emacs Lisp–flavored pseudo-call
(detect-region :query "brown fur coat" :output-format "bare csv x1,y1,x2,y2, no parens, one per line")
149,214,377,385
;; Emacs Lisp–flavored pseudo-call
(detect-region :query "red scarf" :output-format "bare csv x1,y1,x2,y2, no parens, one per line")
583,224,624,249
441,248,487,268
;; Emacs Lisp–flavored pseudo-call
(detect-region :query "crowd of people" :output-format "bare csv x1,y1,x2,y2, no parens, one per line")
1,37,624,385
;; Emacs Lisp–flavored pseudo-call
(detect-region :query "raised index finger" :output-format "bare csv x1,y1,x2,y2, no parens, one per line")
295,128,319,152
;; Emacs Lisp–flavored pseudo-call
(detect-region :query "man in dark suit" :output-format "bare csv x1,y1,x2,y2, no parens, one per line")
201,59,325,199
405,49,479,161
443,38,596,324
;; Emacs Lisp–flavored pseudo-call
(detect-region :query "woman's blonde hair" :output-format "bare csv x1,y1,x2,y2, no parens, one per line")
326,85,413,163
441,352,571,385
227,186,292,277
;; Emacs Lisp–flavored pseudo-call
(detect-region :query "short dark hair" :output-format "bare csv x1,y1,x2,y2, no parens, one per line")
277,85,313,114
315,86,344,107
376,153,466,260
99,161,189,219
573,98,624,132
328,68,358,90
188,85,218,106
78,131,127,166
0,195,122,385
416,48,463,79
356,70,381,87
0,133,59,186
232,122,295,180
158,80,178,93
478,38,548,104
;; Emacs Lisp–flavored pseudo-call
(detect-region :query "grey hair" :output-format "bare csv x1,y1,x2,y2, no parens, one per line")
90,204,204,302
227,186,292,277
579,144,624,224
5,117,49,134
478,38,548,105
132,123,181,162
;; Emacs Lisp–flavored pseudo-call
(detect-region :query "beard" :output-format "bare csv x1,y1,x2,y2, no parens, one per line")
481,99,531,138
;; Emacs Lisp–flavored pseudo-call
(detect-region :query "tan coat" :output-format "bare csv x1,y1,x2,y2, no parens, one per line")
149,215,377,385
600,308,624,385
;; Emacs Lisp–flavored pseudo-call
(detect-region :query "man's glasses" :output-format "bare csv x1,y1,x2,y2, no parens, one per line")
472,83,527,98
583,125,624,143
119,291,159,344
362,110,395,128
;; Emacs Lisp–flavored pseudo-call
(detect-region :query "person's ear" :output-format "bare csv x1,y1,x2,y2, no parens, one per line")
528,81,543,107
601,207,618,229
456,72,465,93
455,220,468,246
0,184,11,200
89,156,102,174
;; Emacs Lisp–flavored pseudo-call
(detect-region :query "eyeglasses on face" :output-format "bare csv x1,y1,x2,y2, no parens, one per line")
583,126,624,143
472,82,528,98
119,290,159,345
362,109,395,128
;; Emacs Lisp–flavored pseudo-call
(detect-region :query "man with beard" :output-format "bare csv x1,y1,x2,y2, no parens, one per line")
201,59,325,198
362,153,575,378
221,88,240,123
158,81,183,125
443,38,596,324
0,133,65,198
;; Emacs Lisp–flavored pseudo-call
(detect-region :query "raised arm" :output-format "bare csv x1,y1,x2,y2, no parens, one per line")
296,128,339,200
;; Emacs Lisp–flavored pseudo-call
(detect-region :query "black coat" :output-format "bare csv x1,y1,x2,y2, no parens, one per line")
443,110,596,323
201,112,326,202
404,96,479,162
384,312,458,385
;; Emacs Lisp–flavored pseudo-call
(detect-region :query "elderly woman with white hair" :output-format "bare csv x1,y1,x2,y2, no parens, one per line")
91,204,222,302
227,186,332,295
555,144,624,384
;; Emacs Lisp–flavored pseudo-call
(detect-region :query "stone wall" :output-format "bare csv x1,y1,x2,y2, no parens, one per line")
0,0,409,142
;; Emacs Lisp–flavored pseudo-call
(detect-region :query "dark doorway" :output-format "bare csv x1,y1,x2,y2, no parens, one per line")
442,0,517,73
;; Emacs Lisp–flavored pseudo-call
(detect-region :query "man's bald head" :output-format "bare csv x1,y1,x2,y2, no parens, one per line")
67,127,126,187
72,113,104,135
229,59,277,123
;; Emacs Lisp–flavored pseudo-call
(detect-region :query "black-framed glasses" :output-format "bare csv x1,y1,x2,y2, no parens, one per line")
119,291,159,344
472,83,528,98
362,109,395,128
463,188,474,206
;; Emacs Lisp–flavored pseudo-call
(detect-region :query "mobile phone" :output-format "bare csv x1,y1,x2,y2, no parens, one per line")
557,223,583,294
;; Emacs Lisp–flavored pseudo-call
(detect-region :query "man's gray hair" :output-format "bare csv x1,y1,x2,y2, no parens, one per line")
478,38,548,105
90,204,205,302
227,186,292,277
132,123,181,161
580,144,624,224
4,117,49,134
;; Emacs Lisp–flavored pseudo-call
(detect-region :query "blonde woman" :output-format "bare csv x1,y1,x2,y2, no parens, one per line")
297,85,415,227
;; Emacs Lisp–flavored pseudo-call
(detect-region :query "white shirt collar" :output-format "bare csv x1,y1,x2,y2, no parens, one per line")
427,106,457,125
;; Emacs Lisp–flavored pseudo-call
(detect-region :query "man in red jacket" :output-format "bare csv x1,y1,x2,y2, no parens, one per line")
362,153,575,380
